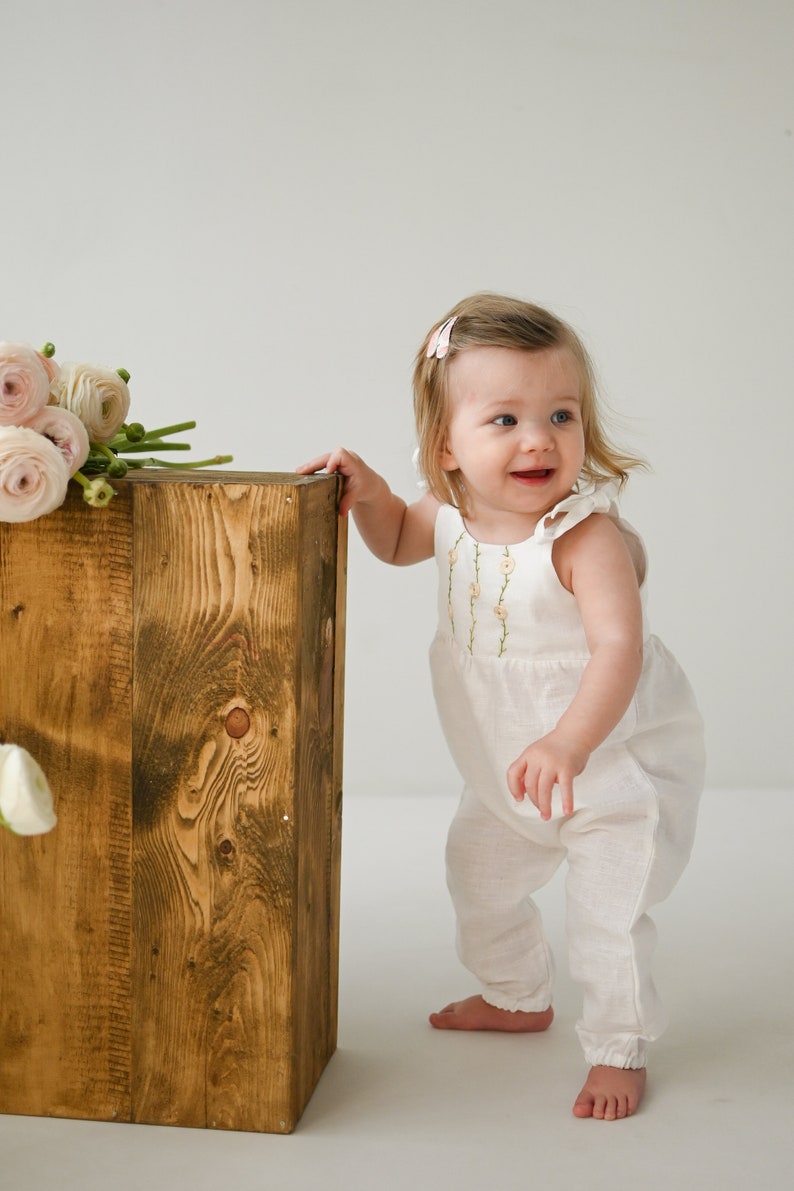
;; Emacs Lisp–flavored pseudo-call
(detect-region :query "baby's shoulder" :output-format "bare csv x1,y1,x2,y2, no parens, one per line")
553,512,646,586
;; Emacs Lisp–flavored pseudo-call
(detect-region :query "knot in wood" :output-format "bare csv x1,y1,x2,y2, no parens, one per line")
218,839,234,856
225,707,250,738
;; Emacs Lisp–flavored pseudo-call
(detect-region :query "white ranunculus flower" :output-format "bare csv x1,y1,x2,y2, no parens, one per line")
27,405,90,476
0,744,57,835
0,341,51,426
53,362,130,443
0,425,70,522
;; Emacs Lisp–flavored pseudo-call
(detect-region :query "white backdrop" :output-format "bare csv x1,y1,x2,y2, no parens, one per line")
2,0,792,790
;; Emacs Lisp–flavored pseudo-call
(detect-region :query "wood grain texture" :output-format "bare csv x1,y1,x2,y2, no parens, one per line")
292,479,345,1118
0,472,345,1133
0,486,133,1122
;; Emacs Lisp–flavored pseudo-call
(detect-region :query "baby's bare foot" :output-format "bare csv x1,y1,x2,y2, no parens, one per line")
429,994,554,1033
572,1065,646,1121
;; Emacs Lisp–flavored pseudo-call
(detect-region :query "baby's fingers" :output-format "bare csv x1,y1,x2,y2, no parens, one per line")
508,760,548,818
296,452,335,475
506,758,528,802
558,773,575,817
535,769,556,821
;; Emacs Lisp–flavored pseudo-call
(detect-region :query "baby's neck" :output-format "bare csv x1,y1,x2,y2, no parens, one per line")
460,508,546,546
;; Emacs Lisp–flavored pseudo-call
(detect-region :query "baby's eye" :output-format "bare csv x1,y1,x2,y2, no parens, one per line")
492,414,518,427
550,410,572,424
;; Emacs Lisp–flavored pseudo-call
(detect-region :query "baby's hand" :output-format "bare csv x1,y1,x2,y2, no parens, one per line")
296,448,381,517
506,731,590,820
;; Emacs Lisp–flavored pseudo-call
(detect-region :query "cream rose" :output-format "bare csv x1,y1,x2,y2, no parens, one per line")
0,341,51,426
0,744,57,835
27,406,90,476
0,425,70,522
52,362,130,443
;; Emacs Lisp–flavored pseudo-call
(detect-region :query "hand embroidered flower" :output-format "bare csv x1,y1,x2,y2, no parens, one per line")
469,582,480,598
493,604,508,621
448,547,458,564
498,556,515,575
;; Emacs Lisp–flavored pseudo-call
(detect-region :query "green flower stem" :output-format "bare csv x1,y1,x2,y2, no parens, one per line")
116,441,191,452
108,424,196,451
144,421,197,438
141,455,234,469
79,459,119,474
97,455,233,470
90,442,117,463
71,469,95,492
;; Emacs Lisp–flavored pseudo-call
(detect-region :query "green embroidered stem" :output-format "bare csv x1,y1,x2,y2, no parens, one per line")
447,530,465,637
496,546,512,657
468,542,480,654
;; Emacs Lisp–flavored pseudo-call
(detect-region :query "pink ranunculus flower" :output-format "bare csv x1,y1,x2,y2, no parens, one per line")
37,347,61,385
0,744,57,836
0,425,70,523
27,406,90,477
0,341,52,426
52,362,130,443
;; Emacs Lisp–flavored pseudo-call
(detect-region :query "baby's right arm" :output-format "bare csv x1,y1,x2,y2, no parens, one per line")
296,448,437,565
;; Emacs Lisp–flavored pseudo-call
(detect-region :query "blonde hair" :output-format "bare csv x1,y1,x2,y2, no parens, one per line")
413,292,645,513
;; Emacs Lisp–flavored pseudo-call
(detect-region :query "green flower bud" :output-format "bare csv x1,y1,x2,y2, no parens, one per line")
124,422,146,442
40,342,56,358
107,458,129,478
117,368,131,383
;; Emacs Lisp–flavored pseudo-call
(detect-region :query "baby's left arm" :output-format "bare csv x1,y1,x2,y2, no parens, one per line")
506,514,644,819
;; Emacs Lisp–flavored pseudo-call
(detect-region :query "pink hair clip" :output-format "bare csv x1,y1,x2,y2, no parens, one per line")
425,316,457,360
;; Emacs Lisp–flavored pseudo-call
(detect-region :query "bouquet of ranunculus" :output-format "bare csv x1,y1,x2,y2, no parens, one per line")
0,340,232,522
0,743,57,835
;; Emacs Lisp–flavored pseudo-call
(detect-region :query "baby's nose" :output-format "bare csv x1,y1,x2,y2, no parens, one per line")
519,421,554,451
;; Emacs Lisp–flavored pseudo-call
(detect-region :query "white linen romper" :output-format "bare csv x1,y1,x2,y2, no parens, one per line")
429,485,705,1069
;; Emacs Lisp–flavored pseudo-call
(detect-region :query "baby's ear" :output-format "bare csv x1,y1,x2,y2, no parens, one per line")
438,438,458,472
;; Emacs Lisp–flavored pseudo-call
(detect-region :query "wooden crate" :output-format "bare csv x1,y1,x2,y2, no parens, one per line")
0,471,346,1133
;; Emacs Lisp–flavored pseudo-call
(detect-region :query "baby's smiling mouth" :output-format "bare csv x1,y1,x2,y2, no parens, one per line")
512,468,554,482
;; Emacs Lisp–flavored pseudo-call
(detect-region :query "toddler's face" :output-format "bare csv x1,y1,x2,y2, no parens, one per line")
439,345,585,540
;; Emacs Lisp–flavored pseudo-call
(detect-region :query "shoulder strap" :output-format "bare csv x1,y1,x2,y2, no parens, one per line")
533,481,620,542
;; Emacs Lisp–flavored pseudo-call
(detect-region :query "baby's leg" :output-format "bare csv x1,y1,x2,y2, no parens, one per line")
562,779,698,1119
564,801,667,1069
431,789,565,1029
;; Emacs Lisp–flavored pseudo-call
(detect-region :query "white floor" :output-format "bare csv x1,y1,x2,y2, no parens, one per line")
2,788,792,1191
